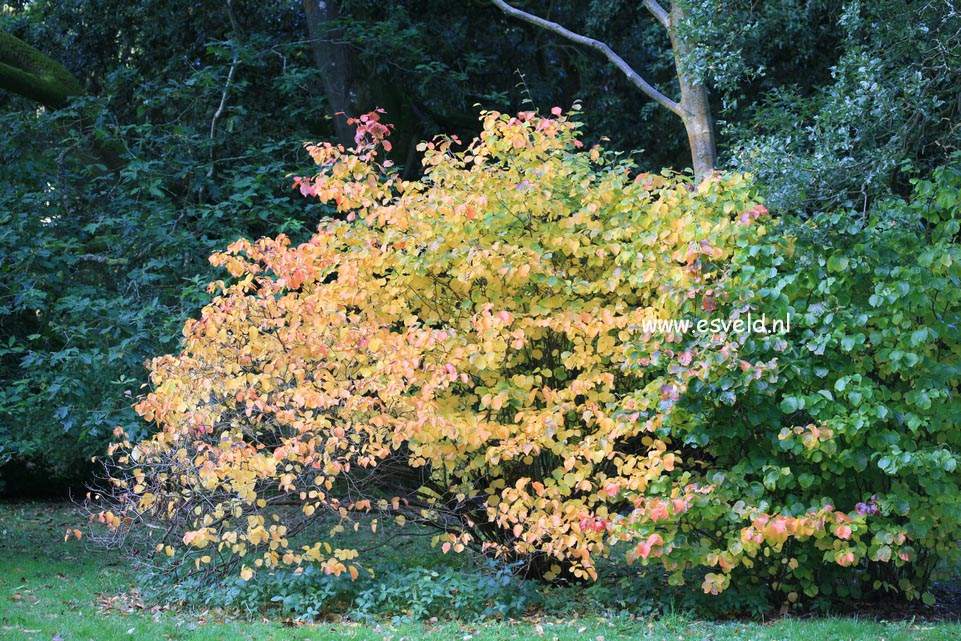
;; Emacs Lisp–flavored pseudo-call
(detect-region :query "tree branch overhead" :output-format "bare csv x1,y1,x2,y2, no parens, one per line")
643,0,671,29
489,0,682,117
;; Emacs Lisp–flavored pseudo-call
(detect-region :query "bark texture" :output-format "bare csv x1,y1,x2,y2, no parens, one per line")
664,1,716,180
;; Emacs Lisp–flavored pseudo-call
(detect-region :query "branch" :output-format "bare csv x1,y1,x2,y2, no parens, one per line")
643,0,671,30
0,31,82,108
0,31,126,171
490,0,681,116
207,0,242,178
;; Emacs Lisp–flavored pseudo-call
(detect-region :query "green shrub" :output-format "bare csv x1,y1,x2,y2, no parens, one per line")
620,158,961,608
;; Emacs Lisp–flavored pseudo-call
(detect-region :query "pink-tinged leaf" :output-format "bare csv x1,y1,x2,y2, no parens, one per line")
702,572,728,595
634,541,652,560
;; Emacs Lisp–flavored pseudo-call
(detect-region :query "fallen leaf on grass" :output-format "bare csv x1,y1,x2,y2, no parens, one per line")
10,592,40,603
96,590,146,614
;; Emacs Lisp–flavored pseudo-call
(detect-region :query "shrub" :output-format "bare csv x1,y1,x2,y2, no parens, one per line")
93,109,961,609
615,159,961,607
92,108,771,585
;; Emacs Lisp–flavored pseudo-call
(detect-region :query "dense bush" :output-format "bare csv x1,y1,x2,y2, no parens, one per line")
726,1,961,212
717,160,961,605
616,158,961,607
93,109,770,584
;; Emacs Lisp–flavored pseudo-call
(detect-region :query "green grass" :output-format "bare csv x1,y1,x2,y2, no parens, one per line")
2,502,961,640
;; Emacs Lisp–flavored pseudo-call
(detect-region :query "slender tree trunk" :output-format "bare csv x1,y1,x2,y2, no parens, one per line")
302,0,359,148
667,2,716,181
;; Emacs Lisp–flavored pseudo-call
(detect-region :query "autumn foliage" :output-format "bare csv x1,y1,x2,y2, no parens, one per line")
92,108,945,602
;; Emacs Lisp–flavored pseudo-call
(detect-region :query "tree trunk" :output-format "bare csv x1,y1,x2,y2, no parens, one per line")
302,0,360,148
667,2,716,181
1,31,125,170
0,31,82,109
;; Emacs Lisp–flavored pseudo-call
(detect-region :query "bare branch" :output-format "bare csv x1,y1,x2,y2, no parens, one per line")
207,61,237,176
207,0,242,179
490,0,682,117
643,0,671,29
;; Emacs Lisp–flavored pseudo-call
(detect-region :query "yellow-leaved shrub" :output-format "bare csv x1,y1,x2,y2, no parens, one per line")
95,109,772,583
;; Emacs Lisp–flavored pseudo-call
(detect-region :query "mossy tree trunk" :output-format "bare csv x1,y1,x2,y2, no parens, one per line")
1,31,126,170
0,31,82,109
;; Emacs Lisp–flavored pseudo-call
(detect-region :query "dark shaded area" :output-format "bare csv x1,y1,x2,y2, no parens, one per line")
0,460,93,499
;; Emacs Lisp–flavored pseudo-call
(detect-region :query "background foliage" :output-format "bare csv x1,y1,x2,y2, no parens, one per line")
0,1,322,490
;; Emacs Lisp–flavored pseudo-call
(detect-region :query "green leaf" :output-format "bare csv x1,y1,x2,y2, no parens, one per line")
827,255,849,272
780,397,799,413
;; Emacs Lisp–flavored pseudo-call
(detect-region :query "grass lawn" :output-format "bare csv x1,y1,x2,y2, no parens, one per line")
2,501,960,640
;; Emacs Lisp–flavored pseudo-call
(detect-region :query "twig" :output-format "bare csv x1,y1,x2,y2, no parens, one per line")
207,0,242,179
